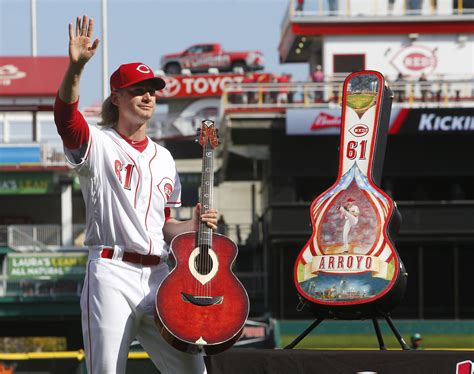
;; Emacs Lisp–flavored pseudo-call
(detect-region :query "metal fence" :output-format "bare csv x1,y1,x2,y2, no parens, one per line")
220,79,474,113
0,224,86,252
286,0,474,20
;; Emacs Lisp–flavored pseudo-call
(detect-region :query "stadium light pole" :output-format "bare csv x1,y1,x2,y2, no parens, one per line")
102,0,109,101
31,0,37,56
30,0,40,142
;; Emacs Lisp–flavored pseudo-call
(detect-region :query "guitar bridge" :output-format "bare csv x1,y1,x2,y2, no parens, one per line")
181,292,224,306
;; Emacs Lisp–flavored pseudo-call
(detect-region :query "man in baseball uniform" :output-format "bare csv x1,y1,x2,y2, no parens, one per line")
339,197,359,253
54,15,217,374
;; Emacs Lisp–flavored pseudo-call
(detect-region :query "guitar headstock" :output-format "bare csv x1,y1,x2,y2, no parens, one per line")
198,120,219,149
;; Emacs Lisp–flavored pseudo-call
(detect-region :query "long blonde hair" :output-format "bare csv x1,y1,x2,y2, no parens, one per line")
97,95,118,128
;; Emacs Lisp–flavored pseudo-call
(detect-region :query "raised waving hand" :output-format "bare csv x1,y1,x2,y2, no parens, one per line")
68,15,99,66
58,15,99,104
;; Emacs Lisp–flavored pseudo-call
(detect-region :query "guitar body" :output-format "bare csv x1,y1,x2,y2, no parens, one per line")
155,120,249,354
156,232,249,355
294,71,407,319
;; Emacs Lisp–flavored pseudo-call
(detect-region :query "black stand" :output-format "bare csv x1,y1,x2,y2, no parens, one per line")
284,313,411,350
372,318,386,350
380,310,411,350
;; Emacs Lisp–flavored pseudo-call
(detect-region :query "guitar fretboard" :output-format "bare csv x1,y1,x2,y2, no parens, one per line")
197,142,214,249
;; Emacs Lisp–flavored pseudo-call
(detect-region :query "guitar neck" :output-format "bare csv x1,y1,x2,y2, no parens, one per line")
198,142,214,247
339,73,391,185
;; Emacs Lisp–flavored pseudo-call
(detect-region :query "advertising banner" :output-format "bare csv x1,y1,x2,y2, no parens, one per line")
7,253,88,280
286,107,474,135
0,57,69,96
156,73,271,99
390,108,474,134
234,317,278,349
0,172,53,194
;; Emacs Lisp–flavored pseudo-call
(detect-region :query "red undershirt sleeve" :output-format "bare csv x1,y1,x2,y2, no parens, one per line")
54,94,90,149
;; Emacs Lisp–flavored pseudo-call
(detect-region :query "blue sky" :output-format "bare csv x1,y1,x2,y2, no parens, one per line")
0,0,308,108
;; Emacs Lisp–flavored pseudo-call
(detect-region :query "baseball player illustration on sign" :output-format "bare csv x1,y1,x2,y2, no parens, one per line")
339,197,360,253
54,16,217,374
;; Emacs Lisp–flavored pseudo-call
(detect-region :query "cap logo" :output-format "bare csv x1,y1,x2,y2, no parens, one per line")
136,64,151,74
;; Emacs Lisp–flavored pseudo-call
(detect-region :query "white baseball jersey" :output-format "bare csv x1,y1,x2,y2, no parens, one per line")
65,125,181,257
347,205,359,218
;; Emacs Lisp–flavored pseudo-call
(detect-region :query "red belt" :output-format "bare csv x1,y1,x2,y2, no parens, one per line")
101,248,161,266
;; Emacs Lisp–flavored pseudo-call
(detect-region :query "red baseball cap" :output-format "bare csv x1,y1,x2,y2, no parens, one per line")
110,62,166,91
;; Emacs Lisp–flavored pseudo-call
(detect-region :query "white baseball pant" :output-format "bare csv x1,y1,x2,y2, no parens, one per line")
80,249,207,374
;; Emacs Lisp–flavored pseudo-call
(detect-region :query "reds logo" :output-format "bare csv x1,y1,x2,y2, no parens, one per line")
390,45,437,75
163,183,173,200
136,64,152,74
403,52,432,71
158,178,174,202
349,124,369,137
0,64,27,86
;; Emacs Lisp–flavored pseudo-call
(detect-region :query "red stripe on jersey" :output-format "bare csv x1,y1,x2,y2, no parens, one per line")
148,236,153,256
145,144,158,231
86,261,93,372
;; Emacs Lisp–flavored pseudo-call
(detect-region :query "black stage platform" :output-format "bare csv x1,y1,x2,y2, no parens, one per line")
205,348,474,374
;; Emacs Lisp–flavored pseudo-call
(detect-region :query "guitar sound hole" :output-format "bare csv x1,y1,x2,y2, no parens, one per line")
194,254,213,275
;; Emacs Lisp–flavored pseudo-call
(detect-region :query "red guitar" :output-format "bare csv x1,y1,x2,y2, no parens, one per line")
293,71,407,319
155,120,249,355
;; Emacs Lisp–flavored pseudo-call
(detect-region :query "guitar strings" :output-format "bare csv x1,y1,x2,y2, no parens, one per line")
195,131,215,298
206,140,212,298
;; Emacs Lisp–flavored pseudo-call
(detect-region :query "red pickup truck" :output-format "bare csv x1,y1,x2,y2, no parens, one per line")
160,43,264,75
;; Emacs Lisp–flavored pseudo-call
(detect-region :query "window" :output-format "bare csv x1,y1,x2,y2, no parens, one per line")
333,54,365,74
9,121,32,143
187,45,205,54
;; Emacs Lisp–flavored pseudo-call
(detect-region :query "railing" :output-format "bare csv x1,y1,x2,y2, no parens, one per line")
1,279,83,299
220,79,474,113
0,224,86,251
0,111,98,167
7,226,51,251
285,0,474,24
0,226,7,247
0,223,256,252
225,223,252,246
40,144,67,166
